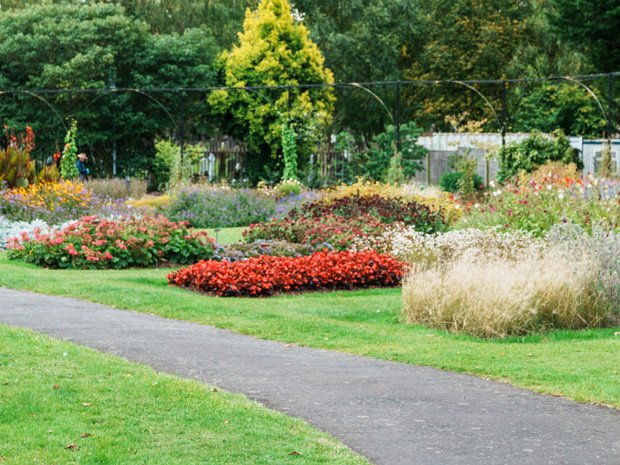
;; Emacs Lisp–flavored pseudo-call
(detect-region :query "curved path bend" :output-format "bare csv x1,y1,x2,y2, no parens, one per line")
1,288,619,465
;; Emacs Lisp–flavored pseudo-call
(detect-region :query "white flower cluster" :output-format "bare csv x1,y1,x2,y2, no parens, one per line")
0,216,52,249
354,226,541,267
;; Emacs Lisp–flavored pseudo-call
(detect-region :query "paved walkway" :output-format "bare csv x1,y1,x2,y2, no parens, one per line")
1,288,619,465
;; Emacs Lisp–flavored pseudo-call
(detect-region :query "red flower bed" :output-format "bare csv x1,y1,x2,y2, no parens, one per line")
168,250,406,297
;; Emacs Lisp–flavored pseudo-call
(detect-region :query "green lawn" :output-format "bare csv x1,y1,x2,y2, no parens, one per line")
0,325,368,465
1,255,619,409
203,227,246,244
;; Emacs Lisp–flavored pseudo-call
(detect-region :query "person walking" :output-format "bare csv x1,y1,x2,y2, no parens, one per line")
76,153,89,182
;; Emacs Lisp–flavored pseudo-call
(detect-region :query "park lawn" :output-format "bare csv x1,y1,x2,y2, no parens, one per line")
0,325,369,465
0,255,619,409
203,227,246,244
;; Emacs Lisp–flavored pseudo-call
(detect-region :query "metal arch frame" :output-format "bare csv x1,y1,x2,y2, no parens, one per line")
557,75,608,138
83,88,178,132
0,90,68,132
348,83,395,124
447,80,502,130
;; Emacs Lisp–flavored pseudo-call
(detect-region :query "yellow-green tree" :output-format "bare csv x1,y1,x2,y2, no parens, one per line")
209,0,334,183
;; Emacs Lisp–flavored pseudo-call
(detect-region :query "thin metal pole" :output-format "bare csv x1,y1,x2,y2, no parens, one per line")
394,80,401,152
608,73,614,140
501,80,508,149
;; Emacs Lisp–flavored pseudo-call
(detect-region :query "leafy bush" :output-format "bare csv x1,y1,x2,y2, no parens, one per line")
439,172,484,194
168,251,405,297
0,126,36,188
497,130,582,182
60,121,79,180
214,240,331,262
7,216,214,269
163,186,277,228
362,122,427,181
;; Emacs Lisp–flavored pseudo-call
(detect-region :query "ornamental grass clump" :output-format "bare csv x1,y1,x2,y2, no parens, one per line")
163,185,277,228
168,251,406,297
7,215,214,269
402,224,620,338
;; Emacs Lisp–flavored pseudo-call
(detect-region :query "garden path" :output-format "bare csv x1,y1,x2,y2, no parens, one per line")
1,287,619,465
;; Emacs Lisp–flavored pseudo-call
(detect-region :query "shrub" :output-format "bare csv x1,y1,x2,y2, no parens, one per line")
7,215,214,269
214,240,331,262
0,126,36,188
168,251,406,297
496,130,581,182
439,172,484,194
60,121,79,180
163,186,277,228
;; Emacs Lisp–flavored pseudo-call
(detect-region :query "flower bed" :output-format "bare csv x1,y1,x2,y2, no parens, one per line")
214,240,332,262
245,193,448,250
457,164,620,236
7,215,214,269
168,251,406,297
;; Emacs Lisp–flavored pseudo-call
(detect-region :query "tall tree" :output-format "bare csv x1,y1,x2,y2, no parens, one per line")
549,0,620,73
406,0,532,130
209,0,334,183
0,3,219,175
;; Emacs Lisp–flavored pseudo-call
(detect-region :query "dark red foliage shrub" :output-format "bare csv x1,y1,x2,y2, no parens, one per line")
168,250,406,297
244,195,446,250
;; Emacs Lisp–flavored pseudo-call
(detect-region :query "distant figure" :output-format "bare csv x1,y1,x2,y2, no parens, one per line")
76,153,89,182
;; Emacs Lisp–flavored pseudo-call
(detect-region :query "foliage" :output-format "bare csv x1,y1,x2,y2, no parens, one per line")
36,163,60,184
164,185,277,228
320,179,461,225
245,193,447,250
274,178,304,197
407,0,531,128
511,83,606,138
386,152,405,185
7,215,215,269
245,213,386,250
458,168,620,236
208,0,334,182
439,172,484,194
496,130,581,182
0,3,219,175
597,143,614,178
168,250,405,297
213,239,331,262
60,120,79,180
549,0,620,73
455,154,478,197
281,123,298,181
0,126,36,188
362,122,426,182
153,139,206,190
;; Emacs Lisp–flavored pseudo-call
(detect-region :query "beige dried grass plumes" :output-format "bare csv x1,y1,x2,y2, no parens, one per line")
402,246,614,338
